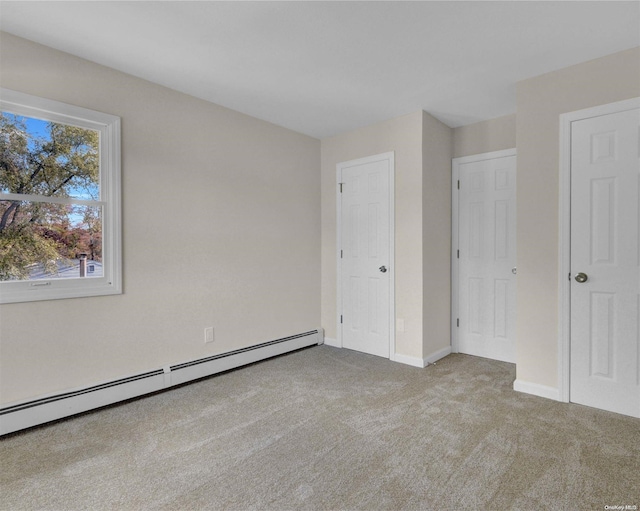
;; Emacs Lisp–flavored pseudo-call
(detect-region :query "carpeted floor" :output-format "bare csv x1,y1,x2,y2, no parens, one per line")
1,345,638,511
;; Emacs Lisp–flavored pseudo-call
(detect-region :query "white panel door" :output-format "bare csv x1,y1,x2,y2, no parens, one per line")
457,154,517,363
570,106,640,418
339,155,391,358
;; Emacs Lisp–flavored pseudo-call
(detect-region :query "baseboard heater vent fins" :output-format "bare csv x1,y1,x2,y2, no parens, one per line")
0,370,165,416
0,329,322,436
170,331,319,371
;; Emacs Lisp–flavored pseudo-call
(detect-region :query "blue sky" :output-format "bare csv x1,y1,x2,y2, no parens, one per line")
3,112,49,151
24,116,49,138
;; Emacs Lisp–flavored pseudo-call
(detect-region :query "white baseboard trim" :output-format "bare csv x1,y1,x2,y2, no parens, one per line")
0,329,322,436
391,346,452,369
513,379,560,402
424,346,452,366
392,353,426,368
323,337,341,348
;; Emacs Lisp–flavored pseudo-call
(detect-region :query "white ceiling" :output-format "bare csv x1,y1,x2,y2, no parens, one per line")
1,1,638,139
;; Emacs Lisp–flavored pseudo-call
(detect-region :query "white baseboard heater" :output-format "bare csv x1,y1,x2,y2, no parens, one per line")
0,329,323,436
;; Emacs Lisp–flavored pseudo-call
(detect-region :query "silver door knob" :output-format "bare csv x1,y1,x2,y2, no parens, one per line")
511,267,517,274
574,272,588,283
379,266,387,273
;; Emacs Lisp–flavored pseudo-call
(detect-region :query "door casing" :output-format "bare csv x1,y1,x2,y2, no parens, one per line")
558,97,640,403
337,151,395,359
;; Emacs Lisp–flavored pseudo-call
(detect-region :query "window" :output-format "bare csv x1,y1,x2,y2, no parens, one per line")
0,89,121,303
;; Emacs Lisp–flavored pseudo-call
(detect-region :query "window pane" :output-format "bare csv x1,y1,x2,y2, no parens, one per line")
0,112,99,200
0,200,102,281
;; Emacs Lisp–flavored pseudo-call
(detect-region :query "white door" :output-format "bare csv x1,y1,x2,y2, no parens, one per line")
338,153,393,358
570,105,640,418
456,151,517,363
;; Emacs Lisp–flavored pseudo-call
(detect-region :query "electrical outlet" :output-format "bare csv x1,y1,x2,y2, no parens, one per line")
204,327,214,344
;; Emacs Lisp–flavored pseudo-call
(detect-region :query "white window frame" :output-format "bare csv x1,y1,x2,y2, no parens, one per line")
0,88,121,303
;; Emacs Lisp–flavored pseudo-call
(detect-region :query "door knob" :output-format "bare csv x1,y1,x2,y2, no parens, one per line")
511,267,517,275
574,272,588,283
379,266,387,273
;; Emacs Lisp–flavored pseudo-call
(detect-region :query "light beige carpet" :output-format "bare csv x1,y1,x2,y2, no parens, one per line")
1,346,638,510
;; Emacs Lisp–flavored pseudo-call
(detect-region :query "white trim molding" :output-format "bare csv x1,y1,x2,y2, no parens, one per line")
392,346,452,369
513,380,560,402
319,340,451,368
424,346,452,366
392,353,426,368
557,97,640,404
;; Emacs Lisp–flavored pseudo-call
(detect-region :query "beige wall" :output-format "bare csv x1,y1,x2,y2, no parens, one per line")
320,111,452,361
0,33,321,404
453,114,516,158
422,112,453,357
516,47,640,389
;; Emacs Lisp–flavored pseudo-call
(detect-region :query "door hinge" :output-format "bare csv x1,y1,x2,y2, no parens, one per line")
457,180,460,190
340,250,343,258
339,182,344,193
457,318,459,327
457,249,460,259
340,315,343,324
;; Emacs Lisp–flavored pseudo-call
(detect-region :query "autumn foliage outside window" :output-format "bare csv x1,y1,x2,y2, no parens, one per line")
0,113,102,281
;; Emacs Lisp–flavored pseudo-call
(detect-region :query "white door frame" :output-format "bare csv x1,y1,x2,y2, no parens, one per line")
337,151,395,359
558,97,640,403
451,148,517,354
